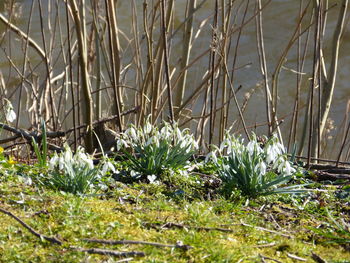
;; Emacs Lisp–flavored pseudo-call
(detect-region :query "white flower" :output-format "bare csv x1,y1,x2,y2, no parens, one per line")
116,138,128,151
75,149,94,169
160,125,171,139
255,161,267,175
6,108,16,123
265,145,279,164
49,153,59,169
281,161,295,176
144,121,152,134
147,174,158,184
63,146,73,164
180,140,188,149
102,161,116,175
205,151,218,163
247,140,263,156
220,139,230,152
4,99,16,123
125,127,138,141
145,136,159,148
58,156,65,171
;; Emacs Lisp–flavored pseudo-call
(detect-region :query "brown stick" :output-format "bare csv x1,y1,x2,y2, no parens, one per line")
83,238,192,250
0,13,45,60
72,247,145,257
0,207,146,258
160,0,174,123
144,221,235,233
0,207,63,245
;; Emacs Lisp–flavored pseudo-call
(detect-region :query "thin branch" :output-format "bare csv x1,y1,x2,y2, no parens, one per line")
0,207,63,245
83,238,192,250
72,247,145,258
0,13,45,60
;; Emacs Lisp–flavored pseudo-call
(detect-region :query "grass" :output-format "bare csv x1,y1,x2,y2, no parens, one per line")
1,171,350,262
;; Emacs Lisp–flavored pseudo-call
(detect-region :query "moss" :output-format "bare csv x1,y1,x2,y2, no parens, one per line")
1,169,350,262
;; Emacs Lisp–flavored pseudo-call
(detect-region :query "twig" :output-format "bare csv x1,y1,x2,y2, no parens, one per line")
0,13,46,60
144,221,234,233
295,155,350,166
259,254,282,263
0,207,146,258
83,238,192,250
313,171,350,181
160,0,174,123
71,247,145,258
0,106,139,146
311,252,328,263
0,207,63,245
115,258,134,263
240,221,293,238
254,242,276,248
286,253,307,261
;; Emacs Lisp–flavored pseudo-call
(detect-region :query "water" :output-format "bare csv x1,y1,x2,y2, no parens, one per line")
0,0,349,158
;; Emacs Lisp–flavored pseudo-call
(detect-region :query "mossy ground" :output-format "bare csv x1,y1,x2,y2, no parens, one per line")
1,168,350,263
0,164,350,262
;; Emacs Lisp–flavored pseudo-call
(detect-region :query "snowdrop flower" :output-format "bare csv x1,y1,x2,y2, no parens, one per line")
219,139,231,152
180,139,188,149
49,153,59,169
58,156,66,170
160,125,171,139
175,127,183,140
246,141,255,155
76,152,94,169
147,174,158,184
4,99,16,123
205,151,218,163
247,141,262,156
125,127,138,141
116,138,128,151
102,161,116,175
280,160,295,176
255,161,267,176
145,135,159,147
265,145,280,164
63,146,73,163
6,108,16,123
144,121,152,134
192,139,199,150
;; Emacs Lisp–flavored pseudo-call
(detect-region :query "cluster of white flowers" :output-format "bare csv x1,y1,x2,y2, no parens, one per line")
116,118,199,153
49,144,116,176
206,133,296,176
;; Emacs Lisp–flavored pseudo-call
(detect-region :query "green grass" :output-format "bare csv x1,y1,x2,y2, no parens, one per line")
1,172,350,262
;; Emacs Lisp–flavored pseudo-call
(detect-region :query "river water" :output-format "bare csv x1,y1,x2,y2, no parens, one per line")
0,0,349,158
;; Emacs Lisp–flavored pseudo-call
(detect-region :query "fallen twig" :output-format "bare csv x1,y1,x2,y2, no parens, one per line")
311,252,328,263
259,254,282,263
240,221,293,238
144,221,235,233
287,253,306,261
254,242,277,248
314,171,350,181
0,207,63,245
0,207,145,258
71,247,145,258
83,238,192,250
115,258,134,263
